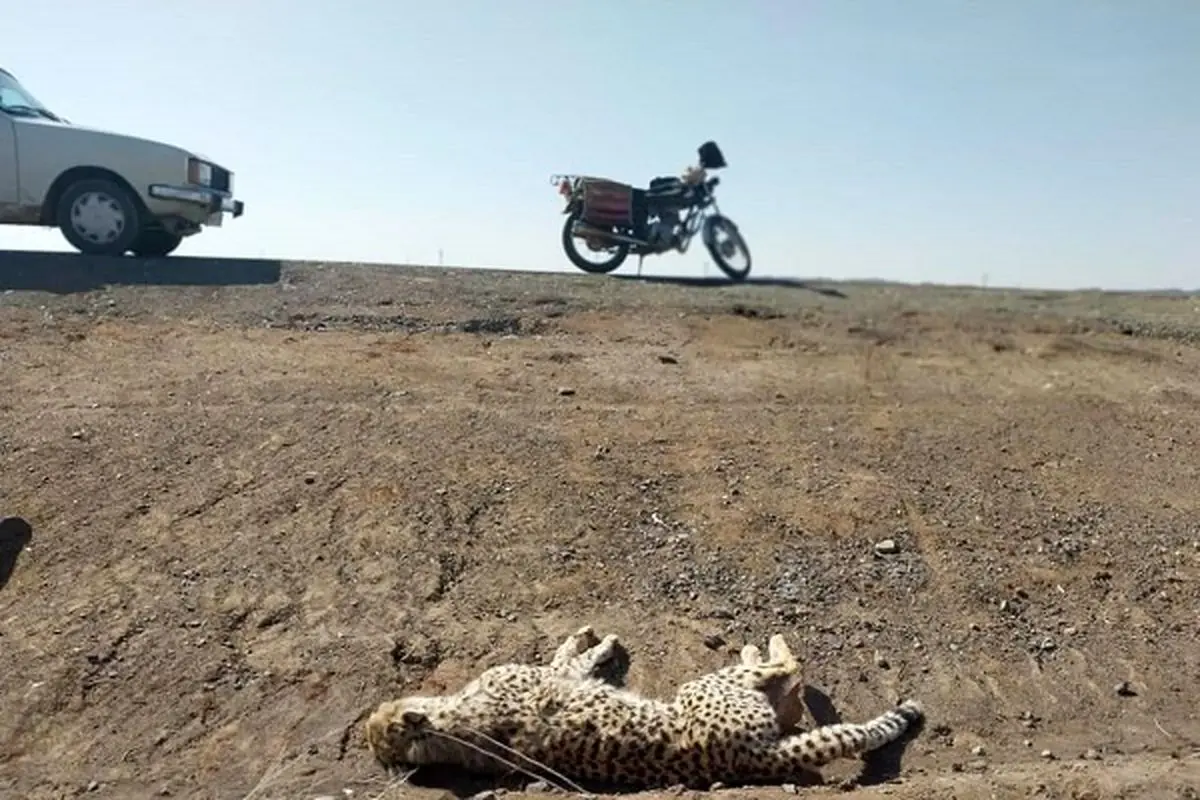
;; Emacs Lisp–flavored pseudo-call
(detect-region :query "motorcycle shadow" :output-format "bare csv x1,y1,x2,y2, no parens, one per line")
612,273,848,299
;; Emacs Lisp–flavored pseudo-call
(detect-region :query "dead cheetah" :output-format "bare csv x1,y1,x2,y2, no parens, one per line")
365,625,923,789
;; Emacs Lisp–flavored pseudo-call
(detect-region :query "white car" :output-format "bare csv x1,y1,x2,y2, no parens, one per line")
0,66,244,257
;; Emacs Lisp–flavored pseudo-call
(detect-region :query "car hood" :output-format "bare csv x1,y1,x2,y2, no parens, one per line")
18,116,213,164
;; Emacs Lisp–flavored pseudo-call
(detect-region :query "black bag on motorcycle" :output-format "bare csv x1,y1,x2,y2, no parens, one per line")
580,178,634,228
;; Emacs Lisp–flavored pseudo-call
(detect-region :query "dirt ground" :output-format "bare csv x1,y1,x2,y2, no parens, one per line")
1,261,1199,800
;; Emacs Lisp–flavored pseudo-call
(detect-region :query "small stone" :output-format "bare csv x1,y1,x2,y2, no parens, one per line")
525,781,551,792
557,387,576,396
1083,748,1101,760
874,539,899,555
1115,681,1137,697
781,784,799,794
87,782,100,793
874,651,890,669
1040,749,1055,760
658,354,679,365
971,745,986,756
702,634,725,650
967,759,989,772
709,782,726,791
303,472,317,485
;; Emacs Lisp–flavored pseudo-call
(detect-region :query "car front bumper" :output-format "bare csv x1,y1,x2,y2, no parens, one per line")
148,184,245,218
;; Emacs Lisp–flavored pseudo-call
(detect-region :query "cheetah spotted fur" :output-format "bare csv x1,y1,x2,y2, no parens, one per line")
365,625,924,788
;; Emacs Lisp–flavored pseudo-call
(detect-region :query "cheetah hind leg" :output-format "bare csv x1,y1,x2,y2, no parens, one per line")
740,634,796,670
737,634,806,732
724,634,799,690
740,643,765,667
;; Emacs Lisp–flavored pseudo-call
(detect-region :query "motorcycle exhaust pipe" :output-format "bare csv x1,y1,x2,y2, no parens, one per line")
571,221,647,247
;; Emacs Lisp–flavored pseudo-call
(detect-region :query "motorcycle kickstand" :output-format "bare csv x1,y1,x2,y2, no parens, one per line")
636,254,644,276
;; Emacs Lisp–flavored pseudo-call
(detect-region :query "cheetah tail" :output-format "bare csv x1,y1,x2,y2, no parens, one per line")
792,699,924,767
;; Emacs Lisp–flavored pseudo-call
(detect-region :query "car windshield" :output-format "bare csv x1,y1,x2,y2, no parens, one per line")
0,70,61,121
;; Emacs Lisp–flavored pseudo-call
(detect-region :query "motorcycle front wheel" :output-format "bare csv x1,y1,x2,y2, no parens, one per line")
561,211,630,274
703,215,752,282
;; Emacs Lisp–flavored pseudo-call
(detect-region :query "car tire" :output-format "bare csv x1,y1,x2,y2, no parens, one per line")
130,228,183,258
56,177,142,256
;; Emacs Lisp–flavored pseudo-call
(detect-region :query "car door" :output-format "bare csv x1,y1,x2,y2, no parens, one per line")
0,113,18,207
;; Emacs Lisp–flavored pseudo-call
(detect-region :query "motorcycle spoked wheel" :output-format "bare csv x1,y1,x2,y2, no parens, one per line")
703,214,752,282
561,211,630,274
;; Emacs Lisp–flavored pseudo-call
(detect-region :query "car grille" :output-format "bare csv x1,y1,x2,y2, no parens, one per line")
211,166,231,193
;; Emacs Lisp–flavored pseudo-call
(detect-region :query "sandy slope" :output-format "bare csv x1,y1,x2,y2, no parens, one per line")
1,261,1198,799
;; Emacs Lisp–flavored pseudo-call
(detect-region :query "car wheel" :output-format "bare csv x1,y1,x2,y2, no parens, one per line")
56,178,142,256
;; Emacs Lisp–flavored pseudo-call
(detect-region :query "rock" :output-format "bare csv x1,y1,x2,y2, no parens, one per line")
874,539,899,555
557,387,576,396
658,354,679,365
1041,749,1055,760
873,651,891,670
702,634,725,650
971,745,986,756
1083,748,1101,760
1115,681,1137,697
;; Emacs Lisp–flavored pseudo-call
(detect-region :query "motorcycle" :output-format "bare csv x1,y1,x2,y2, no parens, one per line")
550,141,753,281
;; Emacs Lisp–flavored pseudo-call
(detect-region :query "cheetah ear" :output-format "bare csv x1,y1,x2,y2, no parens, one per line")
401,710,429,728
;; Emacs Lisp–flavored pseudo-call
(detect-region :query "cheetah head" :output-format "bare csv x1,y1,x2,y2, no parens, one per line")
364,698,441,769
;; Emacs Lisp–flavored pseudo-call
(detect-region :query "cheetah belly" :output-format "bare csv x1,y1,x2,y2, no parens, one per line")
502,680,786,789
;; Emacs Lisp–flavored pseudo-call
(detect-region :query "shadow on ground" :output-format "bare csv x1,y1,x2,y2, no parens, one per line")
613,273,848,298
0,250,282,293
0,517,33,593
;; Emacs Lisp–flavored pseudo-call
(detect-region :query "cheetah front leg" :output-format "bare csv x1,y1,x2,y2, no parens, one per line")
548,626,628,685
549,625,602,671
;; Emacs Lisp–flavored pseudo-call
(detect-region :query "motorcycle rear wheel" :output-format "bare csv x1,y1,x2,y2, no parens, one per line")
561,211,630,274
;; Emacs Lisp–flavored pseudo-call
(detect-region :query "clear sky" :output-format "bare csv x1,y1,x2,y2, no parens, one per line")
4,1,1197,289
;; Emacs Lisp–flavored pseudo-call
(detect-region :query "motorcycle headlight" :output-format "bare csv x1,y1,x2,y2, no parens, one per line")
187,157,213,187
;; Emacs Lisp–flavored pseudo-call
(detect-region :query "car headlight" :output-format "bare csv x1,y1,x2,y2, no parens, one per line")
187,157,213,187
